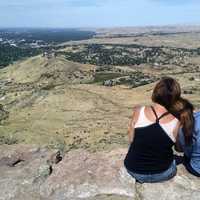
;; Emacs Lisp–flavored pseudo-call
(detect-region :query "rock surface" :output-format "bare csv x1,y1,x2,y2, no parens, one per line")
0,145,199,200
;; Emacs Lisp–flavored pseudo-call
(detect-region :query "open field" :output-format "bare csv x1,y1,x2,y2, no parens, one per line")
1,27,200,152
62,30,200,49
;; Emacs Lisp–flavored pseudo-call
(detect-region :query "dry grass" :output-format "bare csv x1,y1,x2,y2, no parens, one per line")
1,31,200,151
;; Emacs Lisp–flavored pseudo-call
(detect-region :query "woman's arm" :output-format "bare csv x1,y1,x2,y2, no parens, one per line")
128,106,140,144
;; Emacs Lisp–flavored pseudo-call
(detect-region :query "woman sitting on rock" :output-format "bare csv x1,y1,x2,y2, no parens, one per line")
175,98,200,177
124,77,194,183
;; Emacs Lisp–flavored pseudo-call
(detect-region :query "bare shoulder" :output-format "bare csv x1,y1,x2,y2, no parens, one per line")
132,105,142,115
130,105,142,122
143,105,154,114
144,105,152,110
132,105,142,112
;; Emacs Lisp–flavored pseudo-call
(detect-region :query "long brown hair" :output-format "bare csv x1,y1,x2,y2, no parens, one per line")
170,98,194,144
152,77,181,109
152,77,194,144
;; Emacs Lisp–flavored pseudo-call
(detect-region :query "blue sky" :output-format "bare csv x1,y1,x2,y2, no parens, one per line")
0,0,200,28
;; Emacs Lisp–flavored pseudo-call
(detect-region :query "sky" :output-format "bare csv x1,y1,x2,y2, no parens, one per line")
0,0,200,28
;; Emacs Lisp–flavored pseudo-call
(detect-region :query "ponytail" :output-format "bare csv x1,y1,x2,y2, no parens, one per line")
169,98,194,145
152,77,194,144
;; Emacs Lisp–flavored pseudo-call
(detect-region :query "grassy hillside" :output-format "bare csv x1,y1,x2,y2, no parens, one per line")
0,55,95,84
0,43,200,152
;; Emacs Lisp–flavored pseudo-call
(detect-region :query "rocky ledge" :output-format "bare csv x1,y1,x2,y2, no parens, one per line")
0,145,199,200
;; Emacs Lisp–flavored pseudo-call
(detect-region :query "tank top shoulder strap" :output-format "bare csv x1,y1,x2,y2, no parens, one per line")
150,106,170,123
150,106,159,122
137,106,145,121
158,112,170,121
140,106,145,115
134,106,146,126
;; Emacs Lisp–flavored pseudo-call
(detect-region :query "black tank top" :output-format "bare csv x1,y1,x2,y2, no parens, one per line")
124,106,175,174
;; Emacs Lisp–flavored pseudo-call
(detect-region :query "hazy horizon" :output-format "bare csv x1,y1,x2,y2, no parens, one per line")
0,0,200,28
1,24,200,29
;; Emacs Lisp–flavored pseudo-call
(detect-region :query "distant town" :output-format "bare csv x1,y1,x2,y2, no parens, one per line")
0,28,95,68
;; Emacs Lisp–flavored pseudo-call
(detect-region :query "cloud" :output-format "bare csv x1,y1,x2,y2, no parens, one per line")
149,0,200,6
64,0,106,7
0,0,200,28
0,0,110,9
1,0,200,10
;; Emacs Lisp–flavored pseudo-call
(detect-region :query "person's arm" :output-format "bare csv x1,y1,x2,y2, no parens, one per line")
128,106,140,144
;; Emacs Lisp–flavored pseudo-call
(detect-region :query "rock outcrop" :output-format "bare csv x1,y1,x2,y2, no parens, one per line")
0,145,199,200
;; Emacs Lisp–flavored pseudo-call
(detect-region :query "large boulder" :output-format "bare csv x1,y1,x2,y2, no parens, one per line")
0,145,199,200
39,148,136,200
136,165,200,200
0,145,61,200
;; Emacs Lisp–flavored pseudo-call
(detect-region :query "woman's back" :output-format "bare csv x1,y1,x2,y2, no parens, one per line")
135,106,178,142
124,105,179,174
